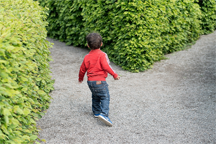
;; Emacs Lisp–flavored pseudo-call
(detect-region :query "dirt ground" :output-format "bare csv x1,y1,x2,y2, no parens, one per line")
37,31,216,144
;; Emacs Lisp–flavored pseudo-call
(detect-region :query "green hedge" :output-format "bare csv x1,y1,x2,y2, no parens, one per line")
80,0,202,72
197,0,216,34
0,0,54,143
36,0,85,45
38,0,215,72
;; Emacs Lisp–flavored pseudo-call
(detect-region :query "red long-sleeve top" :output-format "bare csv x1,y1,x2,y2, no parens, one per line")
79,49,118,81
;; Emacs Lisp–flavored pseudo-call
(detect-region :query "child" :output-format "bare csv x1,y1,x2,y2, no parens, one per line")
78,33,120,126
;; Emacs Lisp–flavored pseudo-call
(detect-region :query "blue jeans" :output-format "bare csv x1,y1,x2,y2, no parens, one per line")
87,81,110,117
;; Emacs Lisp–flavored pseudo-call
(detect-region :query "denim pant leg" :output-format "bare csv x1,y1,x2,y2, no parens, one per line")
91,93,101,115
87,81,110,117
100,85,110,117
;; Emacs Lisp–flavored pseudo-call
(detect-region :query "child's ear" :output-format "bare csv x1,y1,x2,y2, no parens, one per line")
101,42,103,47
87,44,90,48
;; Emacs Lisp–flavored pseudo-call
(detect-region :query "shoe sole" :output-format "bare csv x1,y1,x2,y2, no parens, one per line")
94,115,99,118
98,115,113,127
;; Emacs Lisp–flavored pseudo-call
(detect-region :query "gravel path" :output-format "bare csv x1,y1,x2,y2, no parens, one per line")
38,31,216,144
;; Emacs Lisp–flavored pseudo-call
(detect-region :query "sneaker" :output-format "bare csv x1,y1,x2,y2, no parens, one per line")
94,114,100,118
98,114,113,126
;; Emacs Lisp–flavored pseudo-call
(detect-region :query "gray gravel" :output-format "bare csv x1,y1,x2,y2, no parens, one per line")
37,31,216,144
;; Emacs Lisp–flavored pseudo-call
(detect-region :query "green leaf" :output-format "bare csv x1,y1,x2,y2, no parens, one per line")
4,116,9,126
30,135,38,140
13,106,24,115
23,108,30,116
22,135,30,141
2,108,11,116
11,118,20,127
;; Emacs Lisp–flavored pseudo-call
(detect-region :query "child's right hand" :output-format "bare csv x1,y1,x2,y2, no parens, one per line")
114,76,120,80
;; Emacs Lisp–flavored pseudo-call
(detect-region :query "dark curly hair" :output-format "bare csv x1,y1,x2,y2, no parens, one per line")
86,33,103,50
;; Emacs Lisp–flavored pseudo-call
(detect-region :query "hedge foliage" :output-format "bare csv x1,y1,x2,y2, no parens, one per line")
38,0,216,72
197,0,216,34
0,0,54,143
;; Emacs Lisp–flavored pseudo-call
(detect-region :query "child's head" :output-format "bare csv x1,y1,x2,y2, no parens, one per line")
86,33,103,50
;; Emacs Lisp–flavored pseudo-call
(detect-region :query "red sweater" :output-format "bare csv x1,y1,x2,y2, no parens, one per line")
79,49,118,81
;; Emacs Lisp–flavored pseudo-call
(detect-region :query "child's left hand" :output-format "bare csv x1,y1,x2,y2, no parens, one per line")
79,80,83,83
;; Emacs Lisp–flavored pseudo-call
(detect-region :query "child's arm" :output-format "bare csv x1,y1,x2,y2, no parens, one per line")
78,60,87,83
101,53,120,80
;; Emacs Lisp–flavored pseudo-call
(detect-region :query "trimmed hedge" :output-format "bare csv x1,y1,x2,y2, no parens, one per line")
0,0,54,143
197,0,216,34
80,0,202,72
36,0,85,45
38,0,215,72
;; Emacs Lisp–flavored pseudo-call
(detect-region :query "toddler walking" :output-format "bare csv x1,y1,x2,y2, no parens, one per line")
78,33,120,126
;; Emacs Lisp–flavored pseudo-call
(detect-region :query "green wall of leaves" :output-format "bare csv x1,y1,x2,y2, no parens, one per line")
197,0,216,34
38,0,216,72
0,0,54,143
